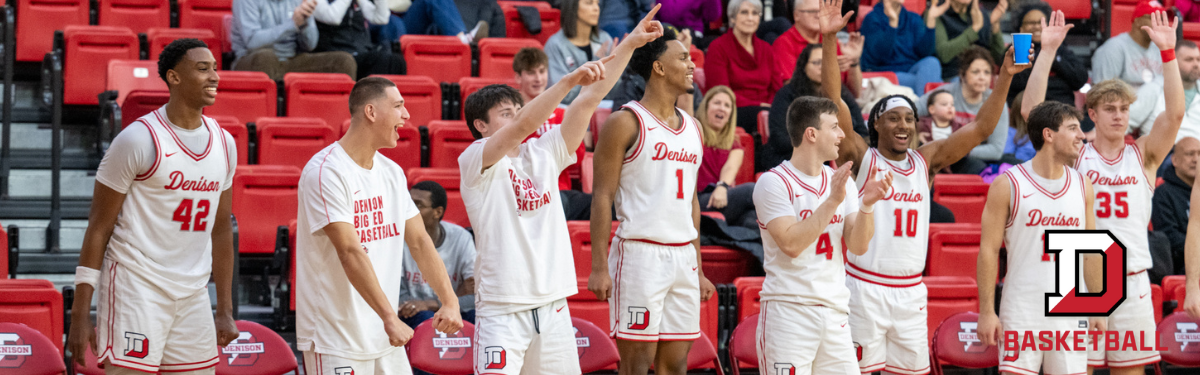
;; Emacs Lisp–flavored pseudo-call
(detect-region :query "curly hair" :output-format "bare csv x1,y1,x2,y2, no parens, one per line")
957,46,995,78
867,94,918,147
157,38,209,85
1010,1,1054,33
629,27,678,80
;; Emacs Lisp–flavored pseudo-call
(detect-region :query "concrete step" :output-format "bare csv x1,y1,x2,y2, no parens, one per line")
1,122,99,152
7,169,94,199
5,219,88,252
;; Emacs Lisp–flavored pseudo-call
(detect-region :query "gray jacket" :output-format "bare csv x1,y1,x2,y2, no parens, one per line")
231,0,320,60
544,29,612,105
915,80,1009,161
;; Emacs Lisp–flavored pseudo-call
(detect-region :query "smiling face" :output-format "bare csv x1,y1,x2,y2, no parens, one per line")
515,65,548,100
1047,117,1085,159
168,47,220,107
962,58,993,97
793,0,819,35
1020,10,1046,43
476,100,521,138
733,1,761,36
705,92,733,131
578,0,599,27
874,106,917,155
370,87,410,149
656,41,696,95
811,113,845,161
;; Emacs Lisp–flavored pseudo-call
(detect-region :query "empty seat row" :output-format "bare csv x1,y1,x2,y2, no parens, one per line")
61,26,218,106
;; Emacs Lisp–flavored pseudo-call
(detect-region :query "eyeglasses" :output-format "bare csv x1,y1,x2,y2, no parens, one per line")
1022,20,1043,27
809,60,822,67
739,9,762,16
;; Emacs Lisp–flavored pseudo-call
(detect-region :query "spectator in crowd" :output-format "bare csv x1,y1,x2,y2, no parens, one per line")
918,89,967,144
707,0,782,135
762,43,867,171
454,0,506,38
696,86,757,229
771,0,864,96
313,0,406,77
656,0,722,37
231,0,358,80
368,0,489,45
398,181,477,329
933,0,1007,81
861,0,943,94
546,0,615,104
1005,1,1087,107
916,46,1010,173
512,47,592,220
1004,91,1036,162
1152,137,1199,275
600,0,654,38
1131,40,1200,141
1092,0,1166,89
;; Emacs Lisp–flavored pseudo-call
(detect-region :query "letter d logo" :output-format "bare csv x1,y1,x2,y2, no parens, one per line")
1043,230,1126,316
123,332,149,359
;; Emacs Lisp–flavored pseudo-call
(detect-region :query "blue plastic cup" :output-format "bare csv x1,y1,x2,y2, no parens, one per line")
1013,33,1032,64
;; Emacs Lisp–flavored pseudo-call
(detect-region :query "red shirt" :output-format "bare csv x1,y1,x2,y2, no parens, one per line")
771,28,844,83
697,140,743,191
705,32,782,108
523,107,584,190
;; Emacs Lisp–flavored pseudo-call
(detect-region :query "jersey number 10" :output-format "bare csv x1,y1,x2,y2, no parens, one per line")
893,209,918,237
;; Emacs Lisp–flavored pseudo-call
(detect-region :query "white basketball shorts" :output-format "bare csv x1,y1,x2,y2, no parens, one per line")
608,238,701,342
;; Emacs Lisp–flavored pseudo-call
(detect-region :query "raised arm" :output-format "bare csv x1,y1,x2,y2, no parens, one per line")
818,0,867,172
1021,10,1072,120
402,215,463,334
975,174,1010,347
764,163,853,258
587,111,639,300
1137,11,1184,170
1184,180,1200,318
922,47,1028,171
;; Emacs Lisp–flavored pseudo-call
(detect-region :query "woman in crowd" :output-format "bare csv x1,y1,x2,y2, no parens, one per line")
916,46,1009,174
545,0,614,104
933,0,1008,81
1004,1,1088,106
705,0,781,135
860,0,943,94
761,44,867,171
696,86,757,229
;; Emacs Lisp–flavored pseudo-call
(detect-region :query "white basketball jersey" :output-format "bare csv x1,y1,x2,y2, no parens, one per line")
757,163,859,313
1000,162,1088,316
106,110,232,300
613,101,704,244
847,148,930,286
1074,144,1153,273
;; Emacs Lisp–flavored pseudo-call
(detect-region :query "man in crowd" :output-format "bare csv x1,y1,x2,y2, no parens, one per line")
771,0,862,95
1153,137,1200,274
231,0,357,80
398,181,477,328
1093,0,1167,89
1131,40,1200,141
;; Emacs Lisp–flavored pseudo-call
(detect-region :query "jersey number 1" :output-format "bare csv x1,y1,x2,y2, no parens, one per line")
675,169,684,199
173,199,211,231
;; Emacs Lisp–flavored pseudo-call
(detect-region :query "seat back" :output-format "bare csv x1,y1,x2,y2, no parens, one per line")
459,77,520,119
373,75,442,128
1159,312,1200,367
72,329,104,375
1164,275,1186,303
215,320,298,375
106,59,167,106
121,90,171,128
401,35,471,84
0,225,6,278
735,128,755,185
205,71,277,123
927,230,983,278
98,0,171,34
0,284,63,355
689,45,705,69
581,152,594,193
406,168,469,227
147,28,222,69
590,107,612,148
567,221,616,282
686,332,723,373
478,38,542,79
572,317,620,373
728,313,759,373
256,117,336,170
925,82,946,94
1047,0,1090,19
231,165,301,254
925,276,979,347
497,1,561,44
932,312,998,370
213,116,248,165
427,121,475,169
733,276,764,322
177,0,234,53
756,110,769,145
15,0,90,61
63,26,140,105
0,322,67,375
568,283,610,334
700,246,756,284
407,320,476,375
285,73,355,130
932,174,989,224
372,120,423,171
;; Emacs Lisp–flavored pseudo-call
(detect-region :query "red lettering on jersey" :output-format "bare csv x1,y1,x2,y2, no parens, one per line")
1024,209,1081,227
798,210,812,220
829,214,843,224
354,196,384,214
1086,171,1139,186
162,171,220,192
883,189,924,202
650,142,699,164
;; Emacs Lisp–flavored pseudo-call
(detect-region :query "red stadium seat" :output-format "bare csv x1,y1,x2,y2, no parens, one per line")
459,77,520,119
927,230,983,278
72,329,104,375
284,73,355,131
572,317,620,373
567,220,616,282
1163,275,1185,303
407,168,470,227
735,128,755,185
231,165,301,254
498,1,561,45
63,26,140,105
373,75,442,128
590,107,613,147
932,174,989,224
931,312,997,375
478,38,542,79
1185,22,1200,44
1157,312,1200,367
689,45,705,69
97,0,171,34
686,332,725,374
568,282,610,334
733,276,764,322
925,82,946,93
206,71,277,123
925,276,979,348
147,28,222,69
1152,284,1162,323
0,322,67,375
215,320,298,375
1111,4,1136,36
15,0,90,62
106,60,167,108
120,91,171,128
862,71,899,85
693,67,706,93
256,117,336,170
1047,0,1090,20
903,0,926,14
0,282,63,354
212,116,248,165
427,121,475,169
0,224,6,278
699,294,720,348
701,245,757,284
368,120,423,171
728,313,758,375
757,110,769,145
177,0,234,53
401,35,471,84
581,152,594,193
407,320,476,375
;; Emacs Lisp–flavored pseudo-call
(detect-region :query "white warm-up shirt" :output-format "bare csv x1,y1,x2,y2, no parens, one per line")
296,142,419,360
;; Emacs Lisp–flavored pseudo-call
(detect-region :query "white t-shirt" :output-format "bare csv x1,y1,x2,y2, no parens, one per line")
296,142,420,360
459,126,577,317
95,107,236,300
399,221,476,310
930,123,952,141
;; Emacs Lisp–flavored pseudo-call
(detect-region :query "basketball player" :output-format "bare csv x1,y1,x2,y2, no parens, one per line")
976,101,1102,375
1021,10,1182,373
1182,180,1200,319
296,77,463,375
818,0,1030,371
460,8,664,374
587,24,715,375
67,38,238,374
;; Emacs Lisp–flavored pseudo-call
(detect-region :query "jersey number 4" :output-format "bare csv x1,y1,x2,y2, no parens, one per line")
892,209,918,237
173,199,211,231
1095,192,1128,218
815,233,833,260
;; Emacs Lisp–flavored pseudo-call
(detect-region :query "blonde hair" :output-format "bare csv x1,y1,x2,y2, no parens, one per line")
698,86,738,149
1086,79,1137,110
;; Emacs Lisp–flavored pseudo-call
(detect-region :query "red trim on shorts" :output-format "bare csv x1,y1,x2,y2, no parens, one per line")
625,238,692,247
884,363,931,375
134,119,162,181
998,364,1039,375
1104,353,1161,367
159,357,218,372
1127,269,1146,276
845,262,921,280
103,262,118,363
610,239,628,337
859,361,886,372
105,359,159,373
845,269,923,288
1046,372,1086,375
160,355,219,367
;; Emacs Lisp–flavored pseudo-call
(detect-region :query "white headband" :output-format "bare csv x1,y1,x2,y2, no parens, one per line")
879,97,911,116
